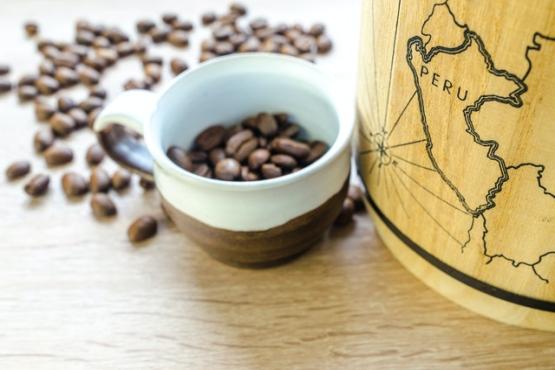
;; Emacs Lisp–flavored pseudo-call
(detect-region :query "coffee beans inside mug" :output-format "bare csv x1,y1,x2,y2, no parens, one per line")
166,112,329,181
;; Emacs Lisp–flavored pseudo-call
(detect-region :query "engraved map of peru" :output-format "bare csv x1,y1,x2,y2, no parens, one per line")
406,3,555,283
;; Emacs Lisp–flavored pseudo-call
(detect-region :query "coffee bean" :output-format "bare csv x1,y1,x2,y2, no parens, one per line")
79,96,103,113
24,174,50,197
279,44,299,57
17,85,38,102
149,27,169,43
111,168,132,191
88,108,101,129
195,125,226,151
208,148,226,166
188,150,208,163
261,163,282,179
241,116,257,130
37,60,54,77
18,74,37,87
89,86,107,100
213,25,234,41
167,146,194,171
141,55,163,66
229,2,247,16
139,177,155,190
116,42,135,58
228,33,246,49
201,12,217,25
63,44,88,59
234,137,258,162
123,79,146,91
226,129,253,155
238,37,260,52
271,154,297,170
76,30,94,46
0,80,11,94
172,20,193,32
136,19,156,34
133,40,148,55
241,166,259,181
256,113,278,137
44,143,73,166
33,129,55,152
144,63,162,83
194,163,212,178
0,64,11,76
49,112,75,137
214,41,234,56
249,18,268,31
162,12,178,25
308,23,325,37
53,52,80,69
128,215,157,242
86,143,105,166
35,75,60,95
259,137,268,148
104,26,129,44
54,67,79,87
271,137,310,159
90,168,111,193
334,198,354,226
90,193,117,217
92,36,111,49
199,51,216,63
317,35,333,54
294,36,317,54
24,21,39,37
5,160,31,181
254,27,274,40
248,148,270,170
201,39,216,52
279,124,301,138
170,58,188,75
62,172,89,197
215,158,241,180
285,29,302,43
55,96,75,113
304,140,328,165
96,48,118,65
260,39,279,53
77,65,101,85
68,108,88,129
347,185,365,212
34,99,55,121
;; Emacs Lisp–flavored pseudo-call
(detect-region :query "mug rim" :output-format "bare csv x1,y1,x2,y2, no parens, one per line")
145,53,354,191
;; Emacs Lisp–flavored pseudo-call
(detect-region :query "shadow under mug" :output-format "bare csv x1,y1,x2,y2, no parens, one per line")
94,53,354,267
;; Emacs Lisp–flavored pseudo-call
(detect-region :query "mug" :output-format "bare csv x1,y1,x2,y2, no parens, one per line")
94,53,354,267
357,0,555,330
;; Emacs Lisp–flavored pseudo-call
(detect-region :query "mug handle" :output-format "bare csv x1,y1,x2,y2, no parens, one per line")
93,90,158,181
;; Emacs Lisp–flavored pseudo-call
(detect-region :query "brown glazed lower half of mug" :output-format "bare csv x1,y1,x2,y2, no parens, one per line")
161,177,349,268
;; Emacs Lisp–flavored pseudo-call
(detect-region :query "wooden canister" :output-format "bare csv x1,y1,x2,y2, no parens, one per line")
356,0,555,331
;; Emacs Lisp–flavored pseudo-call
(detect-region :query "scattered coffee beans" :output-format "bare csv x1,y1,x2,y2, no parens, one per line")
139,177,155,190
90,193,117,217
24,21,39,37
24,174,50,197
0,64,10,76
61,172,89,197
5,160,31,180
334,197,355,226
348,184,364,211
128,215,158,242
33,129,55,152
167,112,328,181
170,57,188,75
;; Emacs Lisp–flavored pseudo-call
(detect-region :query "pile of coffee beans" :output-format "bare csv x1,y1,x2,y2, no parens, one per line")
167,112,328,181
3,3,360,248
198,3,333,64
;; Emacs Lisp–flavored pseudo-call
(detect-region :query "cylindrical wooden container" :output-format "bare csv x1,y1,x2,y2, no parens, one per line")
356,0,555,331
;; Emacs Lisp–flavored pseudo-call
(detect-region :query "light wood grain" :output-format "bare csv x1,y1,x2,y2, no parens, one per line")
0,0,554,369
357,0,555,330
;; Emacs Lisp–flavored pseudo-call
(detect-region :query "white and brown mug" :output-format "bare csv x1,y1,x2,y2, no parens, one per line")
94,53,354,267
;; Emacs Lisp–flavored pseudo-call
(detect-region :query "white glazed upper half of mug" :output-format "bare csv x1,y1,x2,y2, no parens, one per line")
95,53,354,231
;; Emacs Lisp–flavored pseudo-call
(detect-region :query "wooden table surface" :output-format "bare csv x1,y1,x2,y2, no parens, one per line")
0,1,554,369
